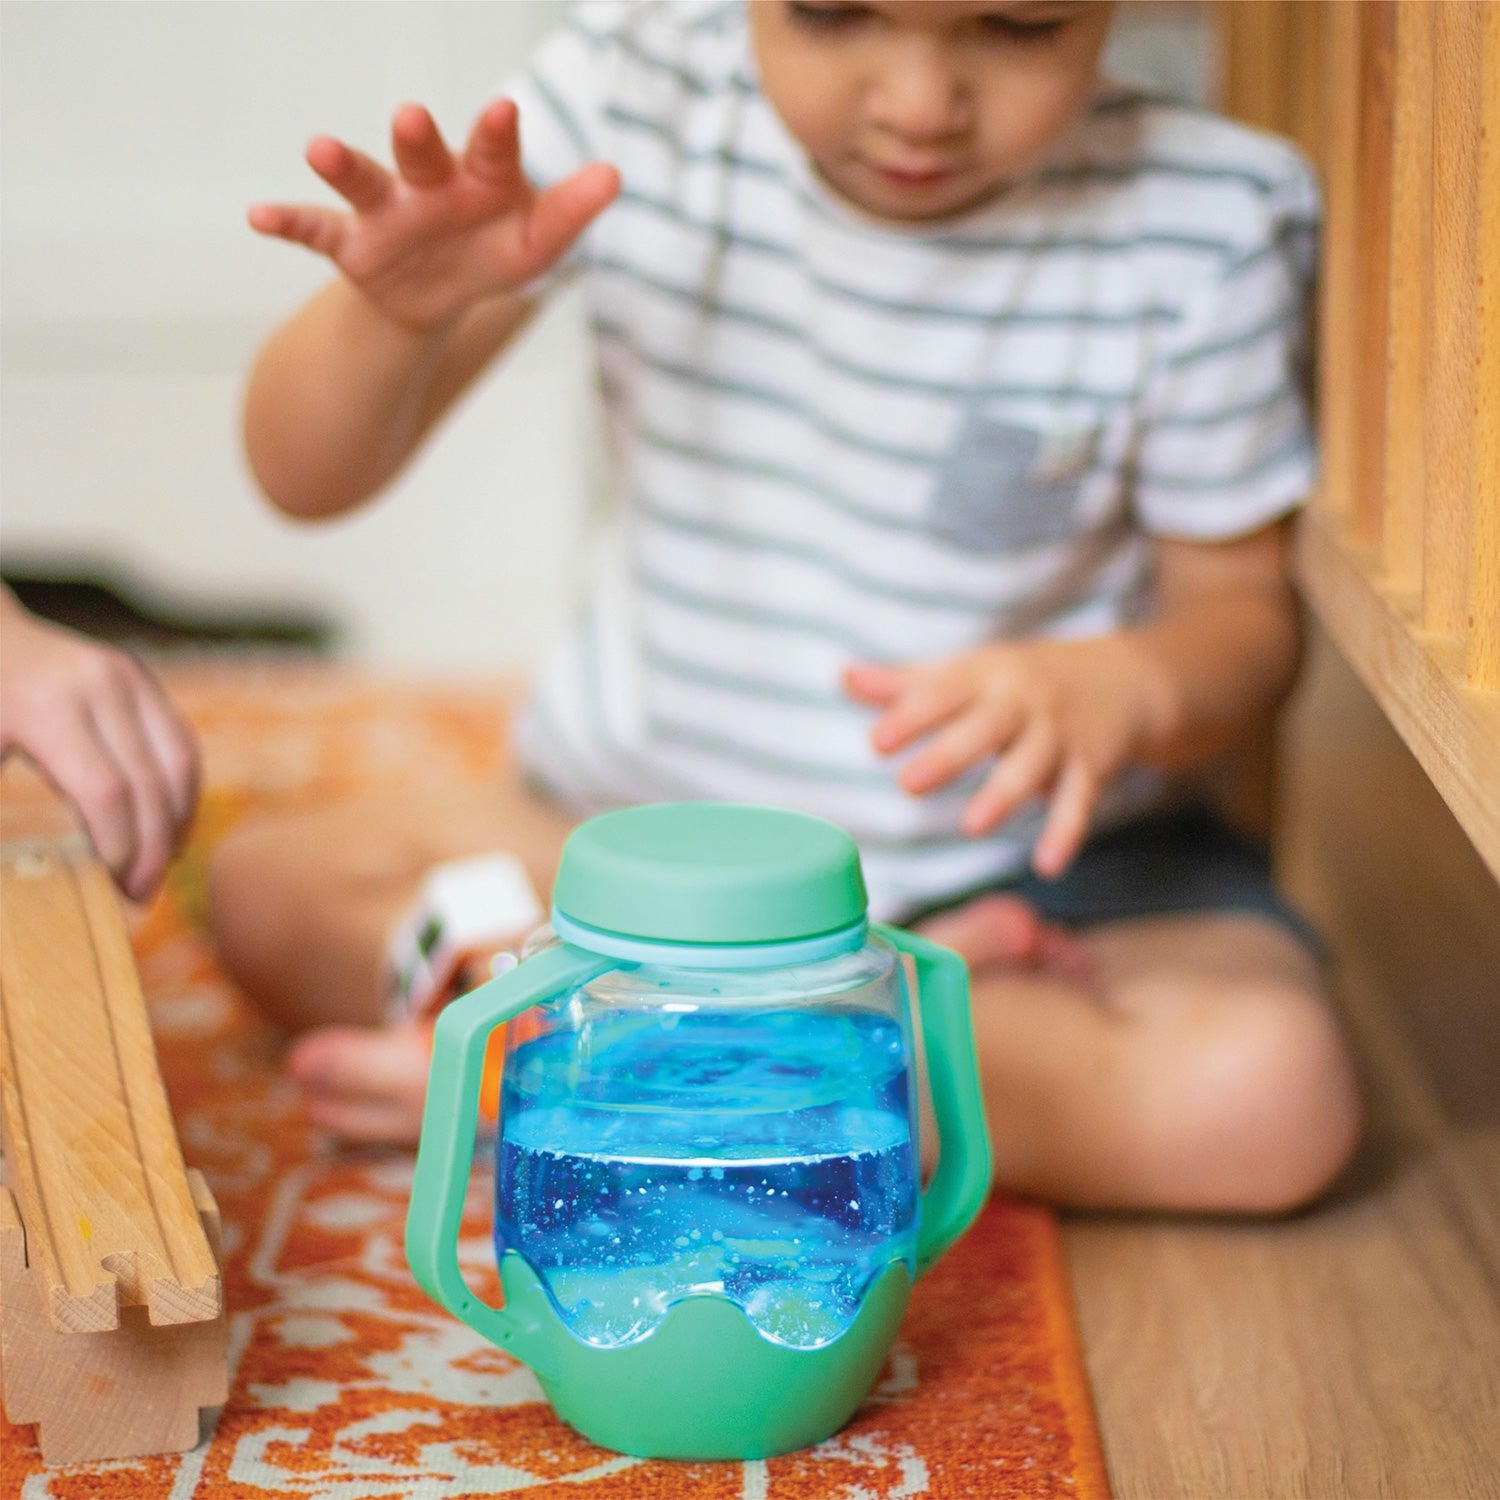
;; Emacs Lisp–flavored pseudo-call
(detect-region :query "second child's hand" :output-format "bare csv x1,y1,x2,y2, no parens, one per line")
248,99,620,332
0,600,200,903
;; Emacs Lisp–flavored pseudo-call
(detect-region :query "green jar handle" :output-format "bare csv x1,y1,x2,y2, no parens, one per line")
405,942,613,1373
874,924,993,1275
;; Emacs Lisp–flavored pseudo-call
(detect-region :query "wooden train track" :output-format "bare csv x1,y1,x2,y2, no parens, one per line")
0,774,228,1463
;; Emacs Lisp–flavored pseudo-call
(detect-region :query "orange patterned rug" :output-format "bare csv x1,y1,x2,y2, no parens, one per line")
1,665,1110,1500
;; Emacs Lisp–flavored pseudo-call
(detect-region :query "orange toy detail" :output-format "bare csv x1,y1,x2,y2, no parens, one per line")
480,1024,506,1122
421,1017,506,1122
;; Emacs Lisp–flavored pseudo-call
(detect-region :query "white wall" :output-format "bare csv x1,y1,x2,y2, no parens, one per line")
0,0,593,672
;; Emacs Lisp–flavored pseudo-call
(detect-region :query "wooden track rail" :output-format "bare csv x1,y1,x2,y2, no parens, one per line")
0,782,228,1463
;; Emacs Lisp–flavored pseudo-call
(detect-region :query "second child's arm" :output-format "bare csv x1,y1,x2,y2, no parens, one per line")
244,100,618,519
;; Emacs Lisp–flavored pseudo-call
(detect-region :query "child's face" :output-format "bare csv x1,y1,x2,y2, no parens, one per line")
748,1,1115,223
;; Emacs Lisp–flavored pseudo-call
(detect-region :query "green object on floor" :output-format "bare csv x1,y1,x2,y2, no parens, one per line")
406,802,992,1459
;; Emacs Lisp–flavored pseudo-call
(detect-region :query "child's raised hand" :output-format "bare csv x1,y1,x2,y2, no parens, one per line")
844,638,1156,878
248,99,620,333
0,595,200,902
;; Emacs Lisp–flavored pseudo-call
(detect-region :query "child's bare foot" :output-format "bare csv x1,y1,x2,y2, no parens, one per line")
286,1020,431,1146
915,892,1094,986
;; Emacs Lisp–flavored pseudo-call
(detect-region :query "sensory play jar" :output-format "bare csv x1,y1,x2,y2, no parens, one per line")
406,802,991,1460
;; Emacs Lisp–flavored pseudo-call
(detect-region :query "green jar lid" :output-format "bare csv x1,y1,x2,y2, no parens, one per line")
551,802,867,946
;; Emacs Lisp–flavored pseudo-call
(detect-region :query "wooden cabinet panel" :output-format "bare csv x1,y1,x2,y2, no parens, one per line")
1218,0,1500,881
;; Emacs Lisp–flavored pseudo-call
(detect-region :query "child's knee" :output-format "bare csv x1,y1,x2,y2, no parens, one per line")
207,808,405,936
1172,981,1363,1214
204,809,408,1025
204,820,282,970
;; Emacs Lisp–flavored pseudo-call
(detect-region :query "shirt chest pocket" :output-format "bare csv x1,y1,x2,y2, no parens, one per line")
927,410,1102,553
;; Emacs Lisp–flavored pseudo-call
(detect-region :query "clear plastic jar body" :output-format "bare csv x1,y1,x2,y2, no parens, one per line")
494,929,918,1349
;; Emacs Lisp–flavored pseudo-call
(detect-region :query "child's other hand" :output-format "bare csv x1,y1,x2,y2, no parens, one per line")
248,99,620,333
844,638,1154,878
0,600,199,902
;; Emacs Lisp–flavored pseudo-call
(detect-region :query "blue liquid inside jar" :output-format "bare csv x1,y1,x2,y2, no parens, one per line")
494,1008,917,1350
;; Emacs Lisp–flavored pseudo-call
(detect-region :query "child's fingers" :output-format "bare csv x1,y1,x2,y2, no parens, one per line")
958,719,1059,835
899,699,1020,795
289,1024,428,1145
134,675,201,836
390,102,455,189
519,161,621,272
304,1093,423,1146
305,135,393,213
1032,756,1099,878
873,676,984,756
247,202,349,259
287,1023,429,1099
29,709,139,889
87,684,174,901
462,98,524,190
842,661,907,706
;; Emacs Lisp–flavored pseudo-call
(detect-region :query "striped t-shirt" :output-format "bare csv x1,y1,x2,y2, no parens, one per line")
505,1,1319,922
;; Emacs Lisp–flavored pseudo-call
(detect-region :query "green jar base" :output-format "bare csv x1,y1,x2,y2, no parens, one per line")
500,1253,913,1459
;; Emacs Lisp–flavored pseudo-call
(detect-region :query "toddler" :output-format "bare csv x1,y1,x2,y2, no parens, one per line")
211,0,1362,1208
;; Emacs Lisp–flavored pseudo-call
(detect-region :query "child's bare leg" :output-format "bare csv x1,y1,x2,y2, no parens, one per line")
917,910,1362,1215
206,773,576,1142
206,774,575,1035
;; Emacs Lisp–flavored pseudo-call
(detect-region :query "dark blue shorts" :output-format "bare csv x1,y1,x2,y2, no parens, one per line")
910,804,1320,950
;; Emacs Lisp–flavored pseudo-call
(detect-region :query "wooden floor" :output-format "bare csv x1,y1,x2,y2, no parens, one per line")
1065,629,1500,1499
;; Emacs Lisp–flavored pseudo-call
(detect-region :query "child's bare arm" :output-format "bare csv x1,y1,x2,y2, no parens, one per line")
1116,519,1301,770
0,586,200,900
244,99,619,518
844,521,1300,877
243,281,532,518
